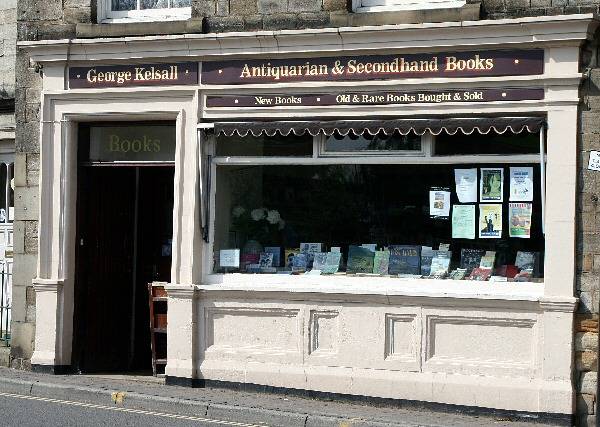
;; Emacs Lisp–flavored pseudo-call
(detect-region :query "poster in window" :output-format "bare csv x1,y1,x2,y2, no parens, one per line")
454,168,477,203
429,187,451,218
480,168,504,202
508,203,533,238
452,204,476,239
478,204,503,238
509,167,534,201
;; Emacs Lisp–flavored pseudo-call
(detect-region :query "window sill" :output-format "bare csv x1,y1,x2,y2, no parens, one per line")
201,273,544,302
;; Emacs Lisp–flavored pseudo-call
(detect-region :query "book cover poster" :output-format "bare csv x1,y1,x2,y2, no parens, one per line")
323,252,342,274
460,248,486,271
454,168,477,203
220,249,240,268
373,250,390,275
479,204,503,238
509,167,534,201
285,248,300,267
259,252,274,268
480,168,504,202
300,243,322,253
264,246,281,267
451,204,475,239
388,245,421,275
429,188,451,218
347,245,375,274
420,247,435,276
508,202,533,238
312,252,328,271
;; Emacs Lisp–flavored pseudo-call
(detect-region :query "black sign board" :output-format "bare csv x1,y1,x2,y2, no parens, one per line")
206,88,544,108
70,62,198,88
202,50,544,85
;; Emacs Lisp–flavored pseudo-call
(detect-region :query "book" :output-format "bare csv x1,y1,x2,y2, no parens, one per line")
479,251,496,269
460,248,486,272
264,247,281,267
388,245,421,275
312,252,328,271
514,268,533,282
347,245,375,274
259,252,274,268
448,268,468,280
300,243,322,253
241,253,259,271
429,252,452,278
322,252,342,274
285,248,300,268
361,243,377,252
292,253,309,270
420,247,435,276
467,267,492,281
515,251,539,276
373,250,390,275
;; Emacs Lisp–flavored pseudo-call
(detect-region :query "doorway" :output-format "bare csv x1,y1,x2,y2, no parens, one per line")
72,123,175,374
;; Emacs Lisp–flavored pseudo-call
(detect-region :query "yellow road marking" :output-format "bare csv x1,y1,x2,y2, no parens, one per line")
0,391,269,427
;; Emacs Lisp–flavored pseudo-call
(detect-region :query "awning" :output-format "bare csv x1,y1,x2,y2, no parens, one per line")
213,117,545,137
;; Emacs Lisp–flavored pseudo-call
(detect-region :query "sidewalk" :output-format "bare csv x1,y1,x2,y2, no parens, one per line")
0,367,565,427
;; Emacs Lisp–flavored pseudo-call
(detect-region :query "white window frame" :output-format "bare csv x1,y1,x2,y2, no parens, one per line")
352,0,467,13
204,132,546,280
98,0,191,23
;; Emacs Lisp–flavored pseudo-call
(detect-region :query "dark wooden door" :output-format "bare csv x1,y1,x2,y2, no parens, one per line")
74,167,137,372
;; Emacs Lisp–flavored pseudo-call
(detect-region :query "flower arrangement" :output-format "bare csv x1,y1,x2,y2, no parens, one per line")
231,206,285,244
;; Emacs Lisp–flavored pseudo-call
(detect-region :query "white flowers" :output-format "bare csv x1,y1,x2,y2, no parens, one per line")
232,206,246,217
266,209,281,225
250,208,267,221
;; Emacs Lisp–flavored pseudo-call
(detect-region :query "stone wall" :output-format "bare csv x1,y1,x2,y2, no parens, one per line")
14,0,600,425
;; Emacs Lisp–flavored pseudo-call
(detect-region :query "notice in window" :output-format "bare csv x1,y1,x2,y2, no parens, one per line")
429,188,451,218
480,168,504,202
452,205,476,239
508,203,532,238
509,167,533,201
454,168,477,203
479,204,503,238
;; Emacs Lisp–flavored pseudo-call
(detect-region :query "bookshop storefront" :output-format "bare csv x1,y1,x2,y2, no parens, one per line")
20,14,597,420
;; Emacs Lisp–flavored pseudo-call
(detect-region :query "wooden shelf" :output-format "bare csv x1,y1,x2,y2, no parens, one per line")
148,283,168,377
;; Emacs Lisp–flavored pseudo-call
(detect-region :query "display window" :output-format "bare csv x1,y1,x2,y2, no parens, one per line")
208,120,545,282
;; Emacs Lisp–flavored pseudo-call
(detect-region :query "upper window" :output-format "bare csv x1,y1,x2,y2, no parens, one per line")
353,0,467,12
100,0,191,23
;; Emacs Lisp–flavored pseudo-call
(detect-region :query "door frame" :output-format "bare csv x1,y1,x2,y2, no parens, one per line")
31,90,201,373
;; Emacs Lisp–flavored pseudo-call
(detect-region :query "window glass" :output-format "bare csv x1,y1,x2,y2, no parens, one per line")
435,132,539,155
324,131,421,153
112,0,135,11
141,0,169,9
213,163,544,281
215,134,313,157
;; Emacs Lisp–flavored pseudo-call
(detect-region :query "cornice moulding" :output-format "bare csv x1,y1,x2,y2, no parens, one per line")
18,14,599,65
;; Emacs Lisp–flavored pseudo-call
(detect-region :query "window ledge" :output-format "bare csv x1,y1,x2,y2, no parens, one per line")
201,273,544,302
335,2,480,26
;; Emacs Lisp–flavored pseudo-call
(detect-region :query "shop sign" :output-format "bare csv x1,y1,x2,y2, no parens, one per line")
89,125,176,162
588,150,600,171
206,88,544,108
69,62,198,88
202,50,544,85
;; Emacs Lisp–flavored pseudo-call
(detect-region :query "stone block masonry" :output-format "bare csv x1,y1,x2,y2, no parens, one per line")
14,1,600,426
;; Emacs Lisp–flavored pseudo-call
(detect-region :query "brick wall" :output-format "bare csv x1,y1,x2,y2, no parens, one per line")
14,1,600,425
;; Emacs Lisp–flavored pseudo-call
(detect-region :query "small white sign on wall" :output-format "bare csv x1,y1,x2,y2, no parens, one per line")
588,151,600,171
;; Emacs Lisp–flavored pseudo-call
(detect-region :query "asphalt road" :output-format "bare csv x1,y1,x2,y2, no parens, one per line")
0,391,268,427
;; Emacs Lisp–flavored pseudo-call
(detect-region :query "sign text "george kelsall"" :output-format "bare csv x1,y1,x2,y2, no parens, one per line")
69,62,199,88
202,50,544,85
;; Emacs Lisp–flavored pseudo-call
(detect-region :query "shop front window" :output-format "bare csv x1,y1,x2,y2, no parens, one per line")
210,123,545,283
